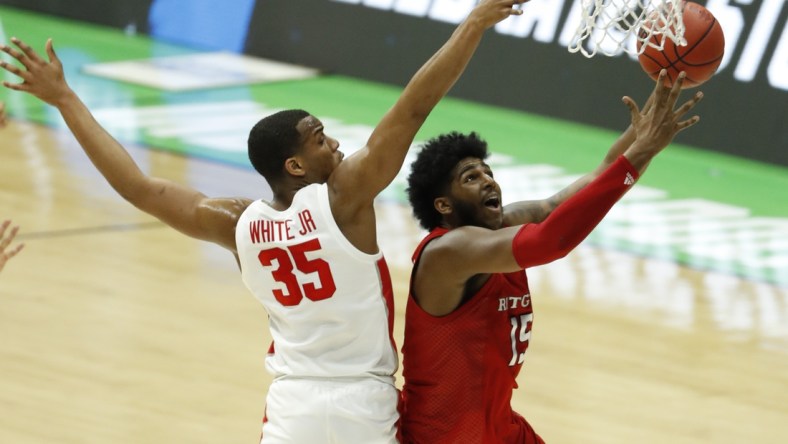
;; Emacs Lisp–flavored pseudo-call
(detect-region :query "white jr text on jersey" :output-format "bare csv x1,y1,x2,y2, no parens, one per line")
248,209,318,243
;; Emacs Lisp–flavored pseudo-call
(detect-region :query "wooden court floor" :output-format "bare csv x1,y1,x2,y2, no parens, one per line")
1,119,787,443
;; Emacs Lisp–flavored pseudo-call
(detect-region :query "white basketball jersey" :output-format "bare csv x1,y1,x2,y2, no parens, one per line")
236,183,398,379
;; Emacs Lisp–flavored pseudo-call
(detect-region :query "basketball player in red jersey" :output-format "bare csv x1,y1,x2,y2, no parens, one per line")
0,1,527,442
401,71,704,443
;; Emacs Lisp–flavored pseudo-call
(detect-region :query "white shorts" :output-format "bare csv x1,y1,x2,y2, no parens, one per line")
261,377,399,444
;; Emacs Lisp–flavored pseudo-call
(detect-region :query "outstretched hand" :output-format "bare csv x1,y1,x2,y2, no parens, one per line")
0,220,25,273
470,0,529,29
0,38,70,106
621,70,703,169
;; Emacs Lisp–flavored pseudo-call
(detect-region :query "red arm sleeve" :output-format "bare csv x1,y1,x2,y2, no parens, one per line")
512,155,639,268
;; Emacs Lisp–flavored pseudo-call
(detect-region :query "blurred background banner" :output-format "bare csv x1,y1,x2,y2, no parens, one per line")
4,0,787,166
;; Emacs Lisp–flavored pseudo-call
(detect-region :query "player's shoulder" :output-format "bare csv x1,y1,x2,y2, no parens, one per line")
431,225,488,246
216,196,254,212
201,197,254,224
293,183,329,207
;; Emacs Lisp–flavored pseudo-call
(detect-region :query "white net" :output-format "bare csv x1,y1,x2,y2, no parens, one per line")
568,0,686,58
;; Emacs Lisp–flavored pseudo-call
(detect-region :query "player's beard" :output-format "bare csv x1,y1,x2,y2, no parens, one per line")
452,198,496,229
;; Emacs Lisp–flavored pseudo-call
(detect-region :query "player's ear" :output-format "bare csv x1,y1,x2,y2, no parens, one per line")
284,157,306,177
434,197,452,216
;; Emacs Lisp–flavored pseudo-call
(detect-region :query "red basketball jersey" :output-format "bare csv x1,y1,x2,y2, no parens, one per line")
401,228,544,444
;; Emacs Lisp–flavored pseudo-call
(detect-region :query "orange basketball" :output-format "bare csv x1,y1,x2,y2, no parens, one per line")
637,2,725,89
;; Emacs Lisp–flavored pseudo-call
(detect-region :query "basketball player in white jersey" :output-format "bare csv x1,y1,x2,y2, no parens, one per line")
0,1,528,442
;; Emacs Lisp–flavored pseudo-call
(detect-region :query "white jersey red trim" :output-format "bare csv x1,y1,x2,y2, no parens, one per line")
236,183,398,380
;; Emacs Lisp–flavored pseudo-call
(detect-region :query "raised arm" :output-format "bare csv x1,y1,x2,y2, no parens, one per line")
502,125,635,225
463,71,701,272
416,71,703,315
330,0,527,206
502,77,675,226
0,38,246,251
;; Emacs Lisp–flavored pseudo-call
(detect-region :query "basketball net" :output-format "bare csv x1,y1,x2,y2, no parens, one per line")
568,0,686,58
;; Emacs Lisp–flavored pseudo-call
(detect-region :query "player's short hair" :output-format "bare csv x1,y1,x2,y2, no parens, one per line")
407,132,489,230
248,109,311,183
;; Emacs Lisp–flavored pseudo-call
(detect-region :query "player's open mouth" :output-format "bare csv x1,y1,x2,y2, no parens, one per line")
484,196,500,210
